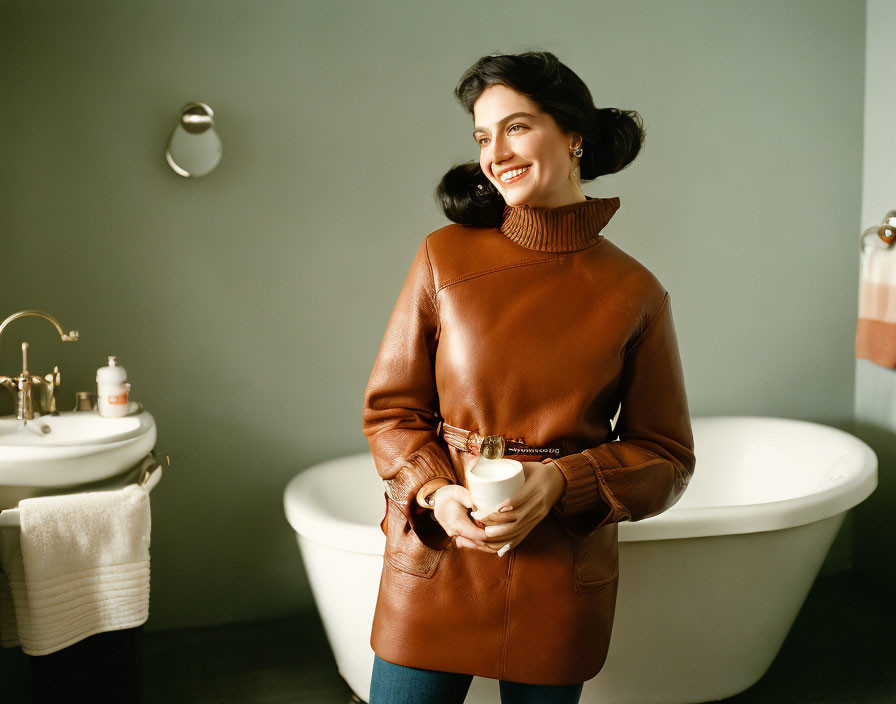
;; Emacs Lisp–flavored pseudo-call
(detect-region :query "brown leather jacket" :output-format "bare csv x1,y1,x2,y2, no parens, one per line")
362,196,695,685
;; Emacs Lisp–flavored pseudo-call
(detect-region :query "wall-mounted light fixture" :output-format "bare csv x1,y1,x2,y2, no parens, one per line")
165,102,222,177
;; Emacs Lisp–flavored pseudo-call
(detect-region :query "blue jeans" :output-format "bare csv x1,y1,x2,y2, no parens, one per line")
369,654,584,704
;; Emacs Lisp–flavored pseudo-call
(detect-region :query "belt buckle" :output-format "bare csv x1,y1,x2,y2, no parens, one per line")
478,434,506,460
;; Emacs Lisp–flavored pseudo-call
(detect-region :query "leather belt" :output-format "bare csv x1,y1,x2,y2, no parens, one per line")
439,421,562,460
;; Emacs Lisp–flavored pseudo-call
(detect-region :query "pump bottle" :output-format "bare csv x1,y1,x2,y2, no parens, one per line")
97,356,130,417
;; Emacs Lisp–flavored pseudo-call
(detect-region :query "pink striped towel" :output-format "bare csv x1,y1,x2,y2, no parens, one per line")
856,227,896,367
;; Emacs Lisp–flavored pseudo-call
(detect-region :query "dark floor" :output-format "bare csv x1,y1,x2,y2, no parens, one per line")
1,570,893,703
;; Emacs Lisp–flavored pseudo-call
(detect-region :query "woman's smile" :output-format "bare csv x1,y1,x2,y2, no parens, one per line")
474,84,585,208
499,165,531,184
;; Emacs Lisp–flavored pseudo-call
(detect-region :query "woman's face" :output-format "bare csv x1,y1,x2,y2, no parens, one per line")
472,84,582,209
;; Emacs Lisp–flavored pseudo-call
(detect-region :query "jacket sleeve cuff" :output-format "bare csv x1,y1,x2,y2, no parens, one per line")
384,442,456,551
382,441,457,505
548,453,600,515
543,454,618,537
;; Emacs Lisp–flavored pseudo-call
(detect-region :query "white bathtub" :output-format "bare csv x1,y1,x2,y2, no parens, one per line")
283,416,877,704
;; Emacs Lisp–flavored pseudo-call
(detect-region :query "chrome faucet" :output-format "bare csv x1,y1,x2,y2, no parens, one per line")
0,310,79,420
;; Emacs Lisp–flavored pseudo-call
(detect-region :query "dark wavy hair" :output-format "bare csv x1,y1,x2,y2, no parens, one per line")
436,51,645,227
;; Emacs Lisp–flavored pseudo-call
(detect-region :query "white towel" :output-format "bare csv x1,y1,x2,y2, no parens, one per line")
0,482,151,655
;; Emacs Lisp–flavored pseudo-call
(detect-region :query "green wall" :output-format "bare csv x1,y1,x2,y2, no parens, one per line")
853,0,895,596
0,0,866,630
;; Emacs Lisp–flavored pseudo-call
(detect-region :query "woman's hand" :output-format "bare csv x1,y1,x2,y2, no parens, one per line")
451,460,567,554
429,485,493,549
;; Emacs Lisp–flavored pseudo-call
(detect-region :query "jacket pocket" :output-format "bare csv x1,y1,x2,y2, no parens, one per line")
570,525,619,591
383,495,444,579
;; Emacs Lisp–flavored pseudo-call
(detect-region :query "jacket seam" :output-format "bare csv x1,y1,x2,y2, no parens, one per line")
498,549,514,679
604,292,641,326
628,290,669,354
436,255,569,294
423,237,441,338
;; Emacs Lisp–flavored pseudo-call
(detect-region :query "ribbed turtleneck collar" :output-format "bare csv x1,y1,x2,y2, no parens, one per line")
499,195,621,252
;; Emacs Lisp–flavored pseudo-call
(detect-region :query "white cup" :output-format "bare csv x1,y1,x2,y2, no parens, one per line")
467,456,524,518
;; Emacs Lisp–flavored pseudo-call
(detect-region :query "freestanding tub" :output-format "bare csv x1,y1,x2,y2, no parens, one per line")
283,416,877,704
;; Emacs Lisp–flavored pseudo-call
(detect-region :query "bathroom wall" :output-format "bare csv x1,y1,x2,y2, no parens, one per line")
853,0,896,594
0,0,867,630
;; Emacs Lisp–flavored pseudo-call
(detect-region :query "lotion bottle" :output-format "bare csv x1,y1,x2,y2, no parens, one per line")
97,356,130,417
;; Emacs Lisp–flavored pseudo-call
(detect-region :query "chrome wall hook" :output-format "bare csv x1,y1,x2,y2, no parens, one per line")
165,102,222,177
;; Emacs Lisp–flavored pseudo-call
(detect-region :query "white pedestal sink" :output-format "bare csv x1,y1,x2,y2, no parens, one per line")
0,408,157,509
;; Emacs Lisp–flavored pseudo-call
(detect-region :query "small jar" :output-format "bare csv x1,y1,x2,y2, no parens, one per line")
97,356,131,417
74,391,97,411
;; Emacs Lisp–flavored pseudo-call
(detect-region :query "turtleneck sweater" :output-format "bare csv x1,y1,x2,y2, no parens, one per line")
499,195,621,253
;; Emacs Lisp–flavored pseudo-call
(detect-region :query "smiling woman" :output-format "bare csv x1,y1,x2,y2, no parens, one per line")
363,50,693,704
436,51,645,228
472,90,585,210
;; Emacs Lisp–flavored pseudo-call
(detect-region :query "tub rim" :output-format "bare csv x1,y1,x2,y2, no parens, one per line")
283,415,878,552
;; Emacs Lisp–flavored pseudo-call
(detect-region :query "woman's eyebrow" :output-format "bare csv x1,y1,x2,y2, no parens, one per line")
473,111,538,137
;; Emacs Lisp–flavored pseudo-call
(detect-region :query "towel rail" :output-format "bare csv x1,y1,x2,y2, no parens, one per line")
0,452,169,529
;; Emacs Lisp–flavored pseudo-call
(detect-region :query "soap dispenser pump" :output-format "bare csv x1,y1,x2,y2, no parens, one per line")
97,356,130,417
